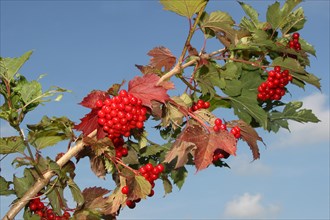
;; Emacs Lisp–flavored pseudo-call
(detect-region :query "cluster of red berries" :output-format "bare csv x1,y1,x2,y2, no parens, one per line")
213,118,241,138
190,100,210,111
213,148,230,162
288,32,301,51
112,136,128,159
212,118,227,132
96,90,147,140
28,196,70,220
257,66,293,101
121,163,165,209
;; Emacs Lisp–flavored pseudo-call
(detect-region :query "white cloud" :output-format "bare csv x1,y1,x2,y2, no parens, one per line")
275,93,329,148
223,193,281,219
230,154,272,176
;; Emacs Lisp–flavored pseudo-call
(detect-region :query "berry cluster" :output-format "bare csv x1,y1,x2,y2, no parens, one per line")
257,66,293,101
212,118,227,132
190,100,210,111
96,90,147,140
28,196,70,220
212,148,230,162
288,32,301,51
230,126,241,139
112,136,128,159
122,163,164,209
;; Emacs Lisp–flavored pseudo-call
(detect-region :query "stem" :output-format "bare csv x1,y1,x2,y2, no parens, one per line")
3,130,97,220
156,3,208,86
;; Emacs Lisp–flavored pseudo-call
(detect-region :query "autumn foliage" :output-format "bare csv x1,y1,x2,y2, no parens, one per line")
0,0,321,219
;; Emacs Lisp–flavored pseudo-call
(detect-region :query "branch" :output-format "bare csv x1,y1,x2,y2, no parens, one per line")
2,130,97,220
156,48,227,86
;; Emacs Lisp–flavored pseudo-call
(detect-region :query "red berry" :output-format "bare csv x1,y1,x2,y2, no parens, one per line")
35,210,44,217
219,124,227,130
126,200,136,209
292,32,300,39
119,90,128,97
139,166,147,174
95,100,103,108
274,66,281,72
121,185,129,194
121,148,128,157
213,125,220,132
29,202,37,211
156,164,164,173
145,163,153,171
203,101,210,109
148,189,155,197
37,201,44,209
214,118,222,126
63,212,70,218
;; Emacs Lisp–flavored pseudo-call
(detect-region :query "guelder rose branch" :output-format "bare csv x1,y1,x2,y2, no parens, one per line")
3,130,97,220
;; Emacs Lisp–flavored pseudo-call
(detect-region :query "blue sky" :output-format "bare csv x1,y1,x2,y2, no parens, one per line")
0,0,329,219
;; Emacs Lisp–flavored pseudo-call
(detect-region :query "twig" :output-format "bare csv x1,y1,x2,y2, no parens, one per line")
2,130,97,220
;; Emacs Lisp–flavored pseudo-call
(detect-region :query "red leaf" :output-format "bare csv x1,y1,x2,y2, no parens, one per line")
227,120,264,160
79,90,108,109
82,187,110,207
128,73,174,108
194,129,236,171
165,124,237,171
147,46,176,72
74,109,107,139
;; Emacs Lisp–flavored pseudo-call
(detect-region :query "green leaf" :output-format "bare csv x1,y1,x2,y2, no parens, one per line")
223,79,242,97
162,176,173,195
139,144,164,157
138,131,148,149
47,183,67,215
28,116,74,150
13,169,35,198
160,0,207,18
271,101,320,123
0,176,15,196
200,11,237,43
281,0,302,16
266,2,281,29
281,7,305,34
20,80,42,104
195,62,223,98
0,51,33,82
299,38,316,56
0,136,26,154
229,89,268,129
170,166,188,190
272,57,321,89
68,178,85,207
128,175,151,200
238,1,259,26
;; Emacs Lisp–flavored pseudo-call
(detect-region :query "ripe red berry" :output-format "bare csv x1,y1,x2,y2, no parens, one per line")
292,32,300,39
274,66,281,72
203,101,210,109
148,189,155,197
63,211,71,218
145,163,153,171
121,185,129,194
156,164,164,173
29,202,37,211
213,125,220,132
214,118,222,126
126,200,136,209
95,100,103,108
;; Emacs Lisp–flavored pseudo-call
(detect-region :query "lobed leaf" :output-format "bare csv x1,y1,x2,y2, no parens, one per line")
128,73,174,108
147,47,176,72
0,176,15,196
0,136,25,155
229,90,268,129
160,0,207,18
0,50,33,82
